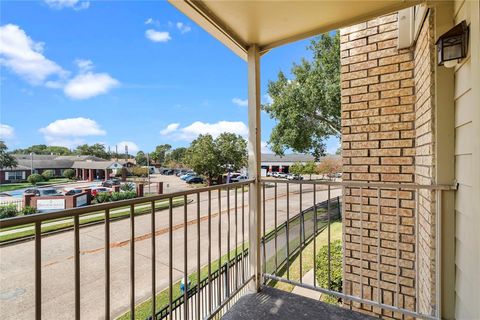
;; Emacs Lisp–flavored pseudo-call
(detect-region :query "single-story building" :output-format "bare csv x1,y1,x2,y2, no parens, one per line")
261,153,340,173
72,160,124,181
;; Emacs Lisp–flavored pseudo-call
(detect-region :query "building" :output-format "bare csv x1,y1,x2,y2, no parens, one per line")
0,154,128,183
261,153,316,173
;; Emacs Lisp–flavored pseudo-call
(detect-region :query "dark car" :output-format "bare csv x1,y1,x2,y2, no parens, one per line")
186,176,203,184
102,179,121,188
64,188,83,196
24,188,62,197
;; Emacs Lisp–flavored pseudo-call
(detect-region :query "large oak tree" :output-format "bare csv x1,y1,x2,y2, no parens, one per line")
263,32,340,160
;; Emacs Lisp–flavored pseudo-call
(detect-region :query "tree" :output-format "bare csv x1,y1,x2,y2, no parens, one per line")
135,151,147,166
0,141,17,169
153,144,172,165
289,162,305,175
165,147,187,164
27,173,44,185
317,157,342,180
184,133,247,186
63,169,75,180
303,161,318,180
75,144,110,159
262,32,340,160
11,144,72,155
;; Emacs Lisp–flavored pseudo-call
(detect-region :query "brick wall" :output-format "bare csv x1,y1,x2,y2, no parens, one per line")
340,11,435,319
413,10,437,316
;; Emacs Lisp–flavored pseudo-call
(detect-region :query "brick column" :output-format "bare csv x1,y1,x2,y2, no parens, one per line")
136,183,144,197
340,13,417,318
89,169,94,182
23,194,34,207
157,182,163,194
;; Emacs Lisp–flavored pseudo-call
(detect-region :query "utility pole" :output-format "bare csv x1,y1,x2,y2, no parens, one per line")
147,152,150,194
115,145,118,161
30,152,34,175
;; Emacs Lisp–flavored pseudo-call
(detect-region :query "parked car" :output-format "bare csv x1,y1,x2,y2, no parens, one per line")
277,172,288,179
91,187,112,197
271,172,279,178
180,172,196,180
231,175,249,182
24,188,62,197
102,179,121,188
163,169,175,175
185,176,203,184
64,188,83,196
287,174,303,180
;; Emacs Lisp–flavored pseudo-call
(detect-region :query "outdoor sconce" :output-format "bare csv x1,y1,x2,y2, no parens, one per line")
436,20,469,68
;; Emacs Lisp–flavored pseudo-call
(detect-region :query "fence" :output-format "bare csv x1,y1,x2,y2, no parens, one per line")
0,199,24,211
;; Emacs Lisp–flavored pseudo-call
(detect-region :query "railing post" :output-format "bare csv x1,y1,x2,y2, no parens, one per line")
247,43,262,292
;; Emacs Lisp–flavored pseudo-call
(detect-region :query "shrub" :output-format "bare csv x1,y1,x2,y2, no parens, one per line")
41,170,54,181
120,182,135,192
131,167,148,177
123,191,137,199
95,192,111,203
63,169,75,180
0,204,18,219
315,240,343,304
27,173,45,185
22,206,37,215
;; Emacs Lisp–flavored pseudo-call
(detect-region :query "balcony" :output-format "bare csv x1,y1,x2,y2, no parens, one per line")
0,179,454,320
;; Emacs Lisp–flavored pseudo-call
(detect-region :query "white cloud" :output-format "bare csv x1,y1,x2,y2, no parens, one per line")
232,97,248,107
44,0,90,10
176,22,191,34
145,18,154,25
160,123,180,136
262,94,273,104
0,124,15,140
64,72,119,99
0,24,118,100
115,141,139,154
261,141,272,154
161,121,248,142
39,117,106,147
145,29,171,43
0,24,67,85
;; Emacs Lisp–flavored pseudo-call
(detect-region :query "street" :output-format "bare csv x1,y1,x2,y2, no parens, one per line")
0,175,341,319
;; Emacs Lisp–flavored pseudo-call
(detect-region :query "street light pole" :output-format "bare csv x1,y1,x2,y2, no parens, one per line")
30,152,34,175
147,152,150,194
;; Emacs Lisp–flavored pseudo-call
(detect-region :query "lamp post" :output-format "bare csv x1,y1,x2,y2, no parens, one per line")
147,152,151,194
30,152,34,175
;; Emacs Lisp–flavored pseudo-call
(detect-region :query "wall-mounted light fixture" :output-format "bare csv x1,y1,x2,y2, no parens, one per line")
436,20,469,68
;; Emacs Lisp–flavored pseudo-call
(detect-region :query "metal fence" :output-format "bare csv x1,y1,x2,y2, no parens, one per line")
0,199,24,211
261,180,456,320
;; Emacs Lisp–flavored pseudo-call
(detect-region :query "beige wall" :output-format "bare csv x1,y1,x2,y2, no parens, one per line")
453,0,480,319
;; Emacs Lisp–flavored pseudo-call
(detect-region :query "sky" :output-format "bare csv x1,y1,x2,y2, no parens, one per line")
0,0,340,155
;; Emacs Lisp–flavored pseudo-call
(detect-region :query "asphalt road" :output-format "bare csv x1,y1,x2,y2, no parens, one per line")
0,175,341,319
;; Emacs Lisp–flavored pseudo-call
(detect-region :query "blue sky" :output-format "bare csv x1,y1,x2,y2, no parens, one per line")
0,0,339,155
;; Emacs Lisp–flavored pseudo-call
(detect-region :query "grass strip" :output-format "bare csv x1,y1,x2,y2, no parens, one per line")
0,197,187,243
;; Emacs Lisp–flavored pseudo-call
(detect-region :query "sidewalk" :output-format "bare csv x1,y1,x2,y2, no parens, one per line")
291,269,322,300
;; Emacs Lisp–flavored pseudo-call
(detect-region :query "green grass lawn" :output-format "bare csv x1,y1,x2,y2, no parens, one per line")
0,197,188,243
117,245,248,320
0,178,72,192
271,221,343,293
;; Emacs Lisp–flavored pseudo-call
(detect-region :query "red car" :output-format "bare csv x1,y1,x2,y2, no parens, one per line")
91,187,111,197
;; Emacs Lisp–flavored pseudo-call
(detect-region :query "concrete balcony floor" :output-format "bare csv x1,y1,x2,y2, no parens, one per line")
222,286,376,320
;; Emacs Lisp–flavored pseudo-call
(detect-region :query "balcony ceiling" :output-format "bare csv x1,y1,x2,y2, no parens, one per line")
168,0,422,59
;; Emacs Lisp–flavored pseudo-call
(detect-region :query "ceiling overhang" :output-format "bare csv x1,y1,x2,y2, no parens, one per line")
168,0,424,60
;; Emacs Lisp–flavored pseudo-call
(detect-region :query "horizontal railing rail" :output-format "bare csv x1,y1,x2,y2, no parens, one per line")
260,179,456,320
0,179,255,320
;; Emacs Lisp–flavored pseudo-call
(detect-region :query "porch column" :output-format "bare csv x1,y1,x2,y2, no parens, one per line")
88,169,94,182
247,44,262,291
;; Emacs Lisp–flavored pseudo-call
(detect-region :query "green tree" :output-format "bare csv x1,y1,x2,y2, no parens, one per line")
262,32,340,160
27,173,44,185
165,147,187,164
184,135,220,185
184,133,247,185
12,144,72,155
75,143,110,159
0,141,17,169
152,144,172,165
303,161,317,180
289,162,305,175
135,151,147,166
63,169,75,180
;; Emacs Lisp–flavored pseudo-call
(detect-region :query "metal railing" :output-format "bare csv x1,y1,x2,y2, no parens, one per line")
261,179,456,320
0,179,255,320
0,199,24,211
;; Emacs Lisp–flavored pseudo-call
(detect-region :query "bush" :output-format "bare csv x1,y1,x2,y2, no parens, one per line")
0,204,18,219
27,173,44,185
22,206,37,215
41,170,54,181
315,240,343,304
120,182,135,192
63,169,75,180
131,167,148,177
95,192,111,203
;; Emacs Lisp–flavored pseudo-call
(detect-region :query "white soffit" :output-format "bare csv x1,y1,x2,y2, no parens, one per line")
169,0,424,60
